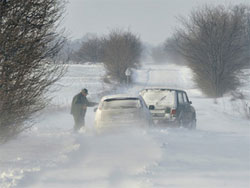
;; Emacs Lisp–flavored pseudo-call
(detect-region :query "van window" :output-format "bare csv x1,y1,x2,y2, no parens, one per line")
178,92,184,104
140,90,175,107
183,92,188,103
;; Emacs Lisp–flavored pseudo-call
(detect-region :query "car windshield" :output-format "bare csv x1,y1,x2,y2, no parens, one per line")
141,90,175,106
102,98,141,109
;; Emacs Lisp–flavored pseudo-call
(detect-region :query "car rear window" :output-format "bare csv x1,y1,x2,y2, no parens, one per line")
102,98,141,109
140,90,175,106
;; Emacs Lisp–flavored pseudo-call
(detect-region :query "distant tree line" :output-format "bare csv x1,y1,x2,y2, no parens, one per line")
58,3,250,99
61,3,250,99
75,36,103,63
70,29,142,83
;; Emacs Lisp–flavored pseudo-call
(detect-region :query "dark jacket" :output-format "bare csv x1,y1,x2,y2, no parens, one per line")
70,93,97,117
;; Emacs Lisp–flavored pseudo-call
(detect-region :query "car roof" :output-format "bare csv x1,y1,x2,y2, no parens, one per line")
101,94,141,101
140,88,186,93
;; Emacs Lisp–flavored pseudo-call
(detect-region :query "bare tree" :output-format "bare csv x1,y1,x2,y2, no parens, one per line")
0,0,65,142
163,37,187,65
102,29,142,83
75,36,104,63
175,4,250,98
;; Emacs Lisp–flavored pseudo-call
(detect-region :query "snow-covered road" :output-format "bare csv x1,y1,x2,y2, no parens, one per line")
0,63,249,188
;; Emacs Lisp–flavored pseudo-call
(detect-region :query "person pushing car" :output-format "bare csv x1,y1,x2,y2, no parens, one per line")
70,88,98,131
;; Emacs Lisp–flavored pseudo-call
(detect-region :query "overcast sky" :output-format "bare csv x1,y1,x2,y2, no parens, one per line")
64,0,249,45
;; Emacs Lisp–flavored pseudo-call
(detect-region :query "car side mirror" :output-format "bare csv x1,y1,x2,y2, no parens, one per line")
148,105,155,110
94,107,97,112
189,101,192,104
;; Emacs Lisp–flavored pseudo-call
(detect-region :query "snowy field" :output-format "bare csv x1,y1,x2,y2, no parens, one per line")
0,62,249,188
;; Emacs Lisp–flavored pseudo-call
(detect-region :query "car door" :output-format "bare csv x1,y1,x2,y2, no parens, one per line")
177,91,191,124
177,91,185,122
182,92,194,123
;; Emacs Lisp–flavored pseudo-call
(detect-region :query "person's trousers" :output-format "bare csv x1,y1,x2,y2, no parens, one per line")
73,115,85,131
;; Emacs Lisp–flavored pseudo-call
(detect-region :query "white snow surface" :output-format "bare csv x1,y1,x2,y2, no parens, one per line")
0,62,250,188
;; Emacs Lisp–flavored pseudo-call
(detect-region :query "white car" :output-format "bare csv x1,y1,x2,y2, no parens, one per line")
94,94,153,130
